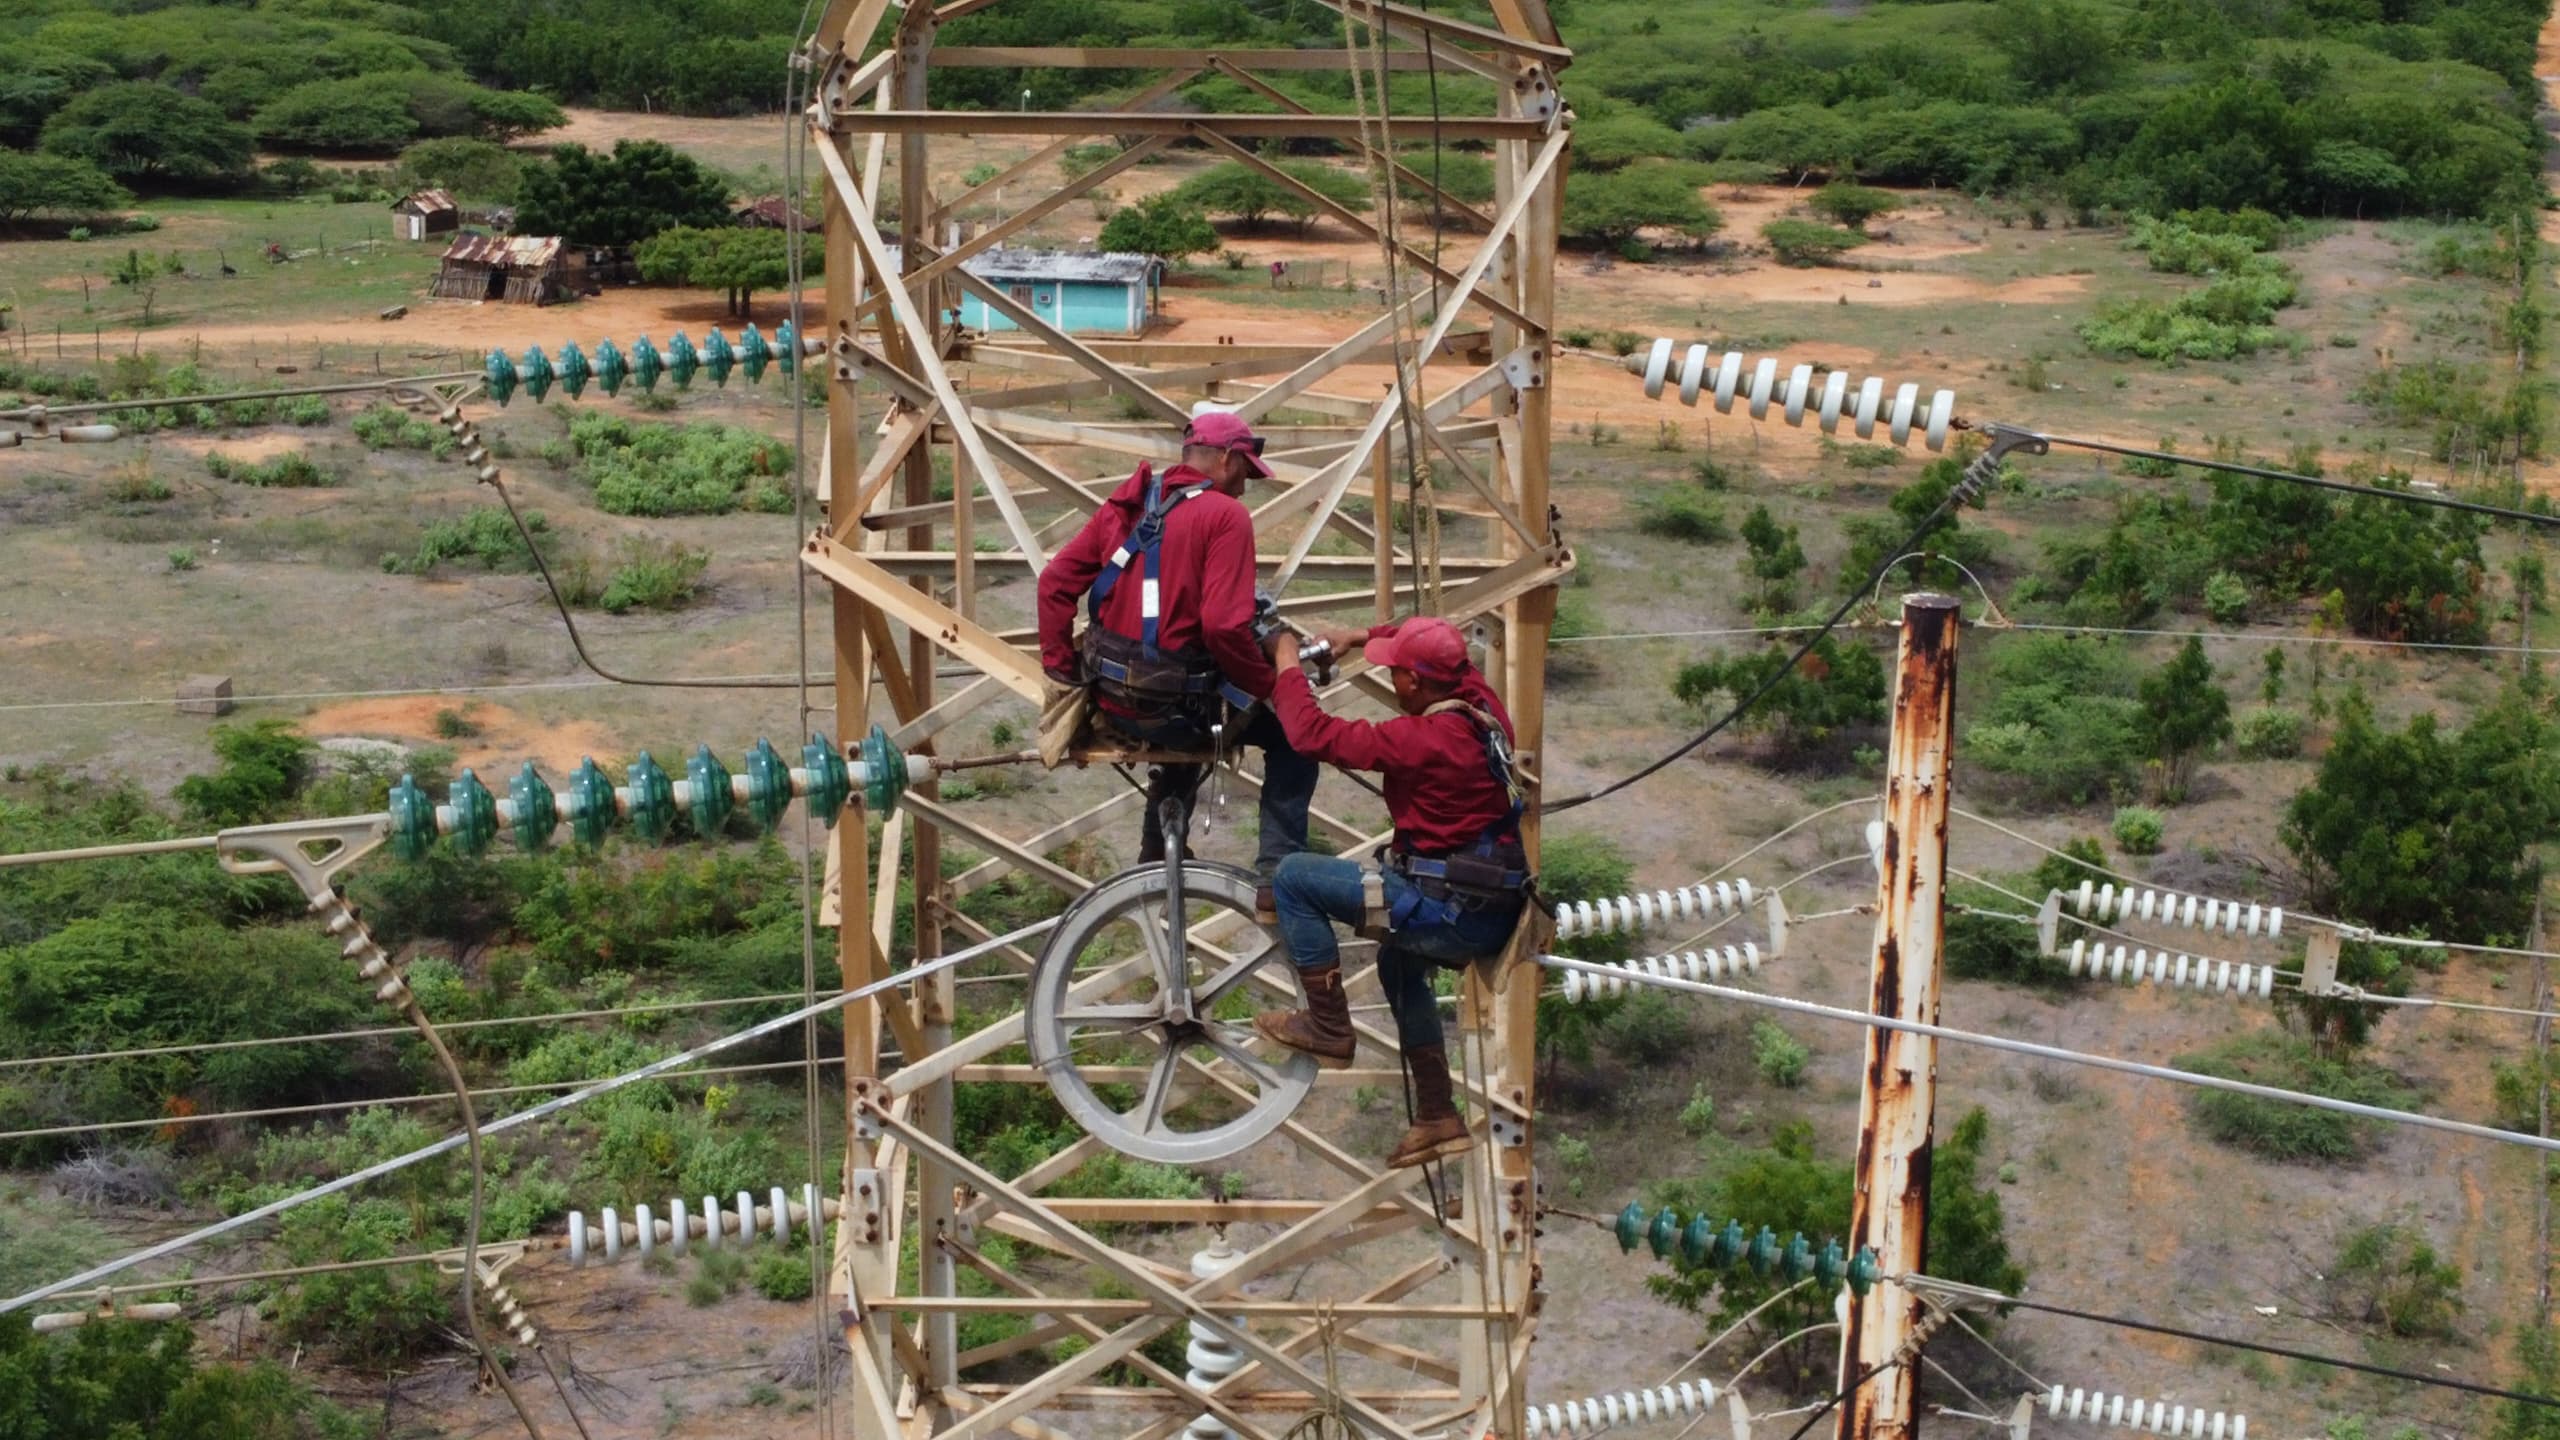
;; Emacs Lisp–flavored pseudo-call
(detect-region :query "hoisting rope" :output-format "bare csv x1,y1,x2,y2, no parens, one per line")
1339,3,1443,613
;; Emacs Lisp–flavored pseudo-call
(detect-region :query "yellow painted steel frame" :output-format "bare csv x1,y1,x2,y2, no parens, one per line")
802,9,1571,1439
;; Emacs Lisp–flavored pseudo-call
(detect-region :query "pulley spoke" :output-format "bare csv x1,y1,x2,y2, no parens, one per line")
1129,900,1177,987
1195,939,1281,1008
1201,1025,1286,1093
1133,1046,1182,1134
1056,1004,1160,1034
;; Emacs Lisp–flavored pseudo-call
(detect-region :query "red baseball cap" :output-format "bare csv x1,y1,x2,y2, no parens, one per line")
1367,616,1469,683
1184,411,1274,479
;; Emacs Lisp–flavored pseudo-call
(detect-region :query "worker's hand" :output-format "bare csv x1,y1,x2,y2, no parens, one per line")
1267,632,1301,669
1315,626,1367,655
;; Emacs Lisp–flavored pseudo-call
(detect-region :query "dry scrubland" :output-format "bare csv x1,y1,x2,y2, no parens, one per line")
7,107,2560,1440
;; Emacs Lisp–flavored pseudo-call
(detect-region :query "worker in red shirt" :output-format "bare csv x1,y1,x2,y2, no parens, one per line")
1252,615,1529,1169
1035,412,1316,872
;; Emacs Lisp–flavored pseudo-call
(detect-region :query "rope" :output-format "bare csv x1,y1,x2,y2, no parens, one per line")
1281,1306,1357,1440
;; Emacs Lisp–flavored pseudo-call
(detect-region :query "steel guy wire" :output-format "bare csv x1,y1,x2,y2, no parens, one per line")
1,913,1060,1314
1549,616,2560,659
1531,953,2560,1155
1919,1282,2560,1412
0,1055,853,1143
1931,1299,2049,1393
0,988,853,1071
2022,428,2560,530
0,673,826,714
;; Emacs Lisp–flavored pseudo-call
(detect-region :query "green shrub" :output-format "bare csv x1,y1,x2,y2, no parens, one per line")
164,546,198,572
0,1310,363,1438
687,1248,748,1306
390,506,547,574
1967,635,2143,805
206,450,335,487
173,720,313,827
1806,184,1900,232
2234,707,2303,759
1600,989,1690,1065
1751,1020,1809,1087
1635,490,1729,544
595,537,711,613
568,411,796,515
2330,1222,2464,1338
1674,634,1886,759
2111,806,2165,854
351,404,455,456
1761,219,1868,267
2175,1035,2416,1161
281,394,332,425
2203,570,2250,624
753,1247,817,1302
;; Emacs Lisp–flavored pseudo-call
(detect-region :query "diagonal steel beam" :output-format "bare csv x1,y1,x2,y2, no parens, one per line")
1260,127,1568,597
1188,128,1535,334
804,535,1046,702
946,265,1188,426
1202,58,1492,229
814,138,1049,566
875,1105,1426,1440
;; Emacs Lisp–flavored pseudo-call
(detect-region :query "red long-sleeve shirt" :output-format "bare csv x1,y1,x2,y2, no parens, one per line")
1036,462,1277,701
1272,629,1517,856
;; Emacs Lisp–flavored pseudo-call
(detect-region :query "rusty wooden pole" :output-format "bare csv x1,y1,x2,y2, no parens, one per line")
1836,592,1960,1440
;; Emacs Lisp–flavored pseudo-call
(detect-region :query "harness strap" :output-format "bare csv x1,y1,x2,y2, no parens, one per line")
1087,467,1209,661
1418,697,1528,845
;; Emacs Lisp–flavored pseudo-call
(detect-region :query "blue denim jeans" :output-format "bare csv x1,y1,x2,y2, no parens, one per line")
1099,703,1314,876
1270,852,1521,1051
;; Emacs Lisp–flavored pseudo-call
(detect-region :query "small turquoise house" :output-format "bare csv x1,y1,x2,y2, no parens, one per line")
954,249,1164,336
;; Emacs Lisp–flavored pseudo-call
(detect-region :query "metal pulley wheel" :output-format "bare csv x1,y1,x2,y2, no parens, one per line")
1026,862,1314,1164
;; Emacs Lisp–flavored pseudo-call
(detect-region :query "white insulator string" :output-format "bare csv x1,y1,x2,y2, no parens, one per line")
1623,340,1958,452
2046,1385,2246,1439
1553,879,1760,942
1525,1378,1722,1438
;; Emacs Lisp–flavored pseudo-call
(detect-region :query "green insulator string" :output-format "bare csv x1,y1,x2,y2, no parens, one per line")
1611,1201,1882,1297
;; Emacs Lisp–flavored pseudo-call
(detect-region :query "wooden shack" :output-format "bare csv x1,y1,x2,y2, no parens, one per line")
430,234,568,305
735,195,814,230
391,190,459,242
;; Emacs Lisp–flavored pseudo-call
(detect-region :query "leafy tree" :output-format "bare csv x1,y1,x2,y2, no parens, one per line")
1804,184,1901,232
514,139,733,249
41,82,255,191
2282,687,2556,947
1739,504,1807,612
1645,1110,2025,1392
0,151,130,225
0,1311,365,1439
172,721,315,828
1534,833,1638,1087
1571,110,1686,171
1760,219,1867,266
1967,634,2145,805
1560,165,1722,249
0,48,115,149
394,137,523,202
633,225,804,317
1700,104,1858,183
1672,634,1886,759
2136,636,2232,802
1841,454,1991,589
1097,192,1220,262
1991,0,2119,94
1171,160,1369,233
256,77,419,154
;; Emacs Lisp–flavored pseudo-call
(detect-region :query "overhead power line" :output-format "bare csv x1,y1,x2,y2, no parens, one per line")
2,914,1060,1315
1531,954,2560,1156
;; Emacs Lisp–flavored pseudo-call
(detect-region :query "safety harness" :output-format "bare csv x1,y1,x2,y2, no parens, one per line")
1379,699,1532,933
1079,464,1256,715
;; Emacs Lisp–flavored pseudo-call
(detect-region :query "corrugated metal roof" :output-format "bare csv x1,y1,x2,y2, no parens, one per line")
437,234,564,268
877,244,1161,285
395,189,457,215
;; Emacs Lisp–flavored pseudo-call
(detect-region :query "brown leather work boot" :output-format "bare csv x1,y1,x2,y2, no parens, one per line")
1254,882,1277,926
1252,964,1355,1069
1387,1045,1473,1169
